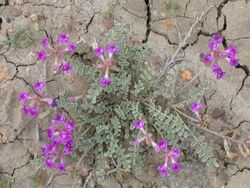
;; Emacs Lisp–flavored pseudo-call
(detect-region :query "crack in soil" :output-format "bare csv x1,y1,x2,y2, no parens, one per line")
229,167,250,179
184,0,192,17
84,14,96,34
216,0,229,28
235,64,249,97
116,0,147,19
150,29,178,45
142,0,151,43
235,120,250,129
229,64,250,110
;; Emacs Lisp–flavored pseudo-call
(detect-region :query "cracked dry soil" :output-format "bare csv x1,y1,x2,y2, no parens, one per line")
0,0,250,187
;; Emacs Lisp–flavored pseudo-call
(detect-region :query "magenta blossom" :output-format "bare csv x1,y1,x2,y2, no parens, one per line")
36,50,48,61
211,64,225,80
100,76,111,87
18,81,57,118
191,103,203,113
41,114,75,172
202,34,239,79
95,47,106,59
18,91,29,101
41,37,49,48
132,120,182,176
133,120,145,129
57,33,70,43
171,161,181,173
157,140,168,151
94,44,120,87
157,165,168,176
61,62,72,73
34,80,46,93
36,33,75,74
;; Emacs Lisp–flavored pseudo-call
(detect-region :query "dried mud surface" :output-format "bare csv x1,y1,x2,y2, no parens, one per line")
0,0,250,187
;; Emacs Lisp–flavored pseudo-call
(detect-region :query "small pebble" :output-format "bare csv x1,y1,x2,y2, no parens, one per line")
16,0,23,5
30,14,38,21
7,28,15,33
6,17,11,23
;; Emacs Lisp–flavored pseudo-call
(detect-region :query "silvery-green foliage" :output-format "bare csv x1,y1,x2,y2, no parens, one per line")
60,23,218,183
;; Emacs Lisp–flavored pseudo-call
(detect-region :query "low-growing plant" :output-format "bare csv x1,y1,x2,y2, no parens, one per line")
16,22,250,185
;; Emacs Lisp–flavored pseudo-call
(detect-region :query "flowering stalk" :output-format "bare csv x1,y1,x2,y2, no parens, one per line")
94,44,120,87
18,80,57,117
132,120,181,176
36,33,76,74
201,34,239,80
191,102,203,120
41,114,75,173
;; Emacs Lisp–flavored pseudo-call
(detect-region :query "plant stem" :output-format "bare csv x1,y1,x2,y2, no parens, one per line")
174,106,242,144
157,6,213,81
189,121,241,144
172,106,199,123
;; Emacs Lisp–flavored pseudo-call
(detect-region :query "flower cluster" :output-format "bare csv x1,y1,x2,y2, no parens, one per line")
132,120,181,176
41,114,75,172
18,80,57,117
36,33,76,74
201,34,239,79
94,44,120,87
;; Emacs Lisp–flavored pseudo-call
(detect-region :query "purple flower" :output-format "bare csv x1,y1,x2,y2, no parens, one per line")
61,62,72,73
157,165,168,176
47,126,56,139
53,114,65,124
22,103,30,114
57,33,70,43
41,37,49,48
153,143,161,153
212,34,224,44
36,50,48,61
191,103,203,113
59,131,72,144
56,162,66,172
95,47,106,59
29,106,39,117
34,80,46,93
107,44,120,55
63,145,73,155
228,58,239,67
171,161,181,173
41,144,57,155
18,92,29,101
67,43,76,53
100,76,111,87
44,157,54,169
157,140,168,150
65,120,75,131
208,41,218,51
133,120,145,129
170,148,181,158
50,99,58,107
211,64,225,79
226,44,237,57
202,54,213,64
41,115,75,173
